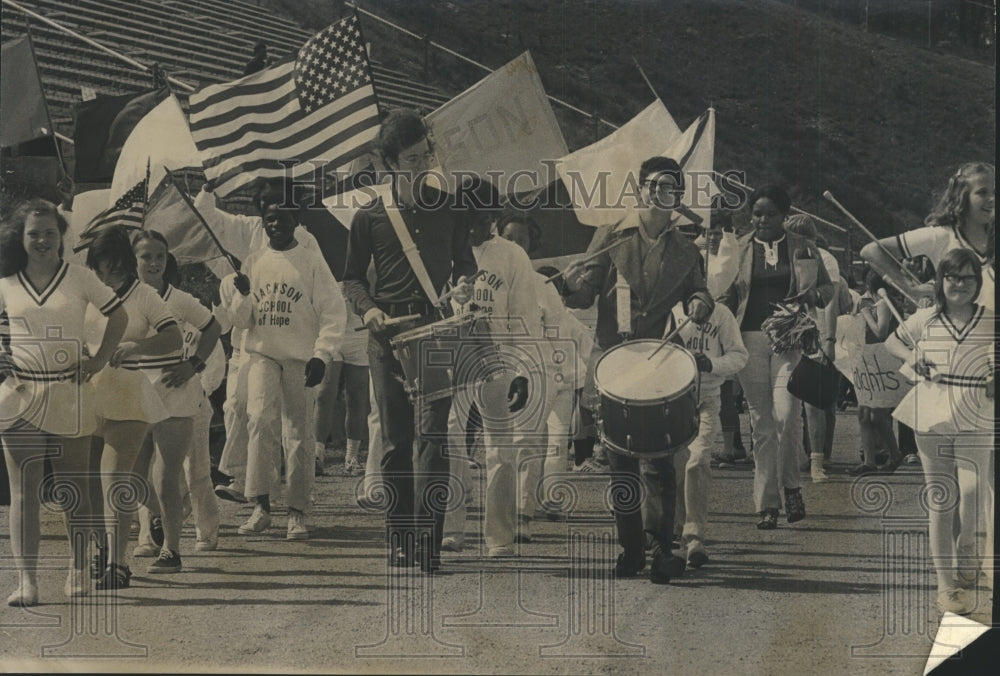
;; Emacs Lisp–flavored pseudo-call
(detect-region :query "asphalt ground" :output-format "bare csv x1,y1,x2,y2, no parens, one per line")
1,409,994,674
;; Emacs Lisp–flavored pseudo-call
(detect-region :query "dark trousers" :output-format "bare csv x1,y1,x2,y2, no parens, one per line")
607,449,677,557
368,328,451,556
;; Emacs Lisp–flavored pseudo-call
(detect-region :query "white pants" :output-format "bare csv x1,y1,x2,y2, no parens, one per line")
737,331,802,512
244,353,315,513
219,350,249,480
672,389,720,544
915,430,993,591
540,387,576,486
444,377,554,549
184,395,220,541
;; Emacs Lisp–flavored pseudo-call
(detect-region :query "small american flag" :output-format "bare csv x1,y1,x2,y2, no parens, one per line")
188,14,381,197
73,177,147,252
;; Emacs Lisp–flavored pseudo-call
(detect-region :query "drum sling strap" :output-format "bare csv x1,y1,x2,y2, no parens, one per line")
383,190,440,307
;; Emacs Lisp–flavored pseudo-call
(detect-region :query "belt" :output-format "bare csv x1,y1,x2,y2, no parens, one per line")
379,300,435,318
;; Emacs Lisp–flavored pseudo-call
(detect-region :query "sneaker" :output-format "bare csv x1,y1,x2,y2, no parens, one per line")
95,563,131,590
936,588,973,615
64,568,88,597
7,582,39,607
756,509,779,530
784,488,806,523
343,456,364,476
132,543,159,557
150,516,164,547
810,455,830,483
214,481,248,503
286,510,309,540
711,450,747,468
195,536,219,552
487,545,516,558
904,454,921,466
148,549,182,574
440,536,463,552
238,505,272,535
686,541,709,569
573,458,607,473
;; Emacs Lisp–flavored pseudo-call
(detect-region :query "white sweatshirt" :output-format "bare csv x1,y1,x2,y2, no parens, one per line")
667,302,749,392
220,242,346,364
453,236,543,376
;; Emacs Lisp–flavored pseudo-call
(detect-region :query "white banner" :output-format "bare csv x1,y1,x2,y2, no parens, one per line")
426,51,568,194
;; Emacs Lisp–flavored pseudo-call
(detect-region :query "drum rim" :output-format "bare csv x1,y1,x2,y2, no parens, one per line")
597,380,696,407
389,311,482,345
598,425,700,459
593,339,698,401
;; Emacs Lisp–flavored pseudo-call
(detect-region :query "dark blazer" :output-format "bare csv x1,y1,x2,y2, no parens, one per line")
563,212,713,350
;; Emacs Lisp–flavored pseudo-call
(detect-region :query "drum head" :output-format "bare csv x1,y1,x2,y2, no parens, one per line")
595,340,696,401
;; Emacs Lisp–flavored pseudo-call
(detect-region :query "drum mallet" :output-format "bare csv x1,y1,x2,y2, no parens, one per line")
822,190,923,287
354,313,422,331
545,237,629,284
648,316,693,360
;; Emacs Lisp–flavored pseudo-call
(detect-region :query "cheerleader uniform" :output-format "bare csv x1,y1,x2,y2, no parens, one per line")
0,261,123,437
896,226,995,311
87,279,176,425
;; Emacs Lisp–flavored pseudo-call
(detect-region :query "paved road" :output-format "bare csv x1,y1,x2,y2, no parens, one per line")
1,410,993,674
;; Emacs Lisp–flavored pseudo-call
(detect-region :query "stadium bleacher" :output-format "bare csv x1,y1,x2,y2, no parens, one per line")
1,0,453,139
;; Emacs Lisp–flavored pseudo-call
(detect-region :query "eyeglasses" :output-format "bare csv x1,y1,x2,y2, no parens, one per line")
647,180,683,193
943,274,978,286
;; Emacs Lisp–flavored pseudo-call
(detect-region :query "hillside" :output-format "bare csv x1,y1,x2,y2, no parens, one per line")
277,0,995,254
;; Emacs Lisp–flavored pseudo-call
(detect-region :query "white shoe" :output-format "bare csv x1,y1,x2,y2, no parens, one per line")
286,510,309,540
487,546,515,558
810,454,829,483
7,582,39,607
238,505,272,535
441,536,463,552
195,535,219,551
343,457,364,476
64,569,88,597
936,588,973,615
214,481,248,503
133,543,159,557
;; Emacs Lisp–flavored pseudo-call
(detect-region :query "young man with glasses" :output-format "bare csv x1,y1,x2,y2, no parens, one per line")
561,156,713,585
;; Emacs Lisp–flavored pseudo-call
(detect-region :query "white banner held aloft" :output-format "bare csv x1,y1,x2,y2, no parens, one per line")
426,51,568,195
557,99,681,227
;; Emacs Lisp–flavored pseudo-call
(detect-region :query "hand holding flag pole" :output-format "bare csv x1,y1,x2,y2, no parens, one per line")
163,166,240,273
545,237,629,284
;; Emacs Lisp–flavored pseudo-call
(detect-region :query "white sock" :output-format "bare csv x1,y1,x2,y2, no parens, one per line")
346,439,360,461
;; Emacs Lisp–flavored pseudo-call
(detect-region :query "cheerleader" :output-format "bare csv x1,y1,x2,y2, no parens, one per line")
861,162,994,310
129,231,222,569
85,227,182,590
885,248,995,615
1,201,128,606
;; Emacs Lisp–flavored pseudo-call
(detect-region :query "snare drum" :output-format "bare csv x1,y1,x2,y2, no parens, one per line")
390,313,503,402
594,340,699,458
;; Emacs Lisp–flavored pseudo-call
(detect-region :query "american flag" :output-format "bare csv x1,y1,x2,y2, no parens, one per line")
73,177,147,252
188,14,381,197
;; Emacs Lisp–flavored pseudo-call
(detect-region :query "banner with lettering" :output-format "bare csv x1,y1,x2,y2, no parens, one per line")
425,51,568,194
833,315,910,408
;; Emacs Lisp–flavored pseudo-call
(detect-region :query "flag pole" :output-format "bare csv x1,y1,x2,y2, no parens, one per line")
163,167,241,273
632,56,661,102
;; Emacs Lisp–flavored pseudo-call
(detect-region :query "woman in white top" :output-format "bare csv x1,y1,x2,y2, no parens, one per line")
1,200,128,606
129,230,222,572
885,248,994,615
85,226,182,591
861,162,994,310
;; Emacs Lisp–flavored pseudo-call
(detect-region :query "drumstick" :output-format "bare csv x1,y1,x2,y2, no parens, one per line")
822,190,923,286
647,316,693,360
436,270,482,307
354,313,422,331
545,238,629,284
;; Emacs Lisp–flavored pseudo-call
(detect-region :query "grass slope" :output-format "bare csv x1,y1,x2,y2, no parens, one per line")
276,0,996,250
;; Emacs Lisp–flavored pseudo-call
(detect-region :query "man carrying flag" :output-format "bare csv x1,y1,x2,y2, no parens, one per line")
188,13,380,198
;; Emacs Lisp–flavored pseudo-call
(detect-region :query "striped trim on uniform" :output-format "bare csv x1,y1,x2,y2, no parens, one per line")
16,261,69,306
12,365,77,382
118,354,184,370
